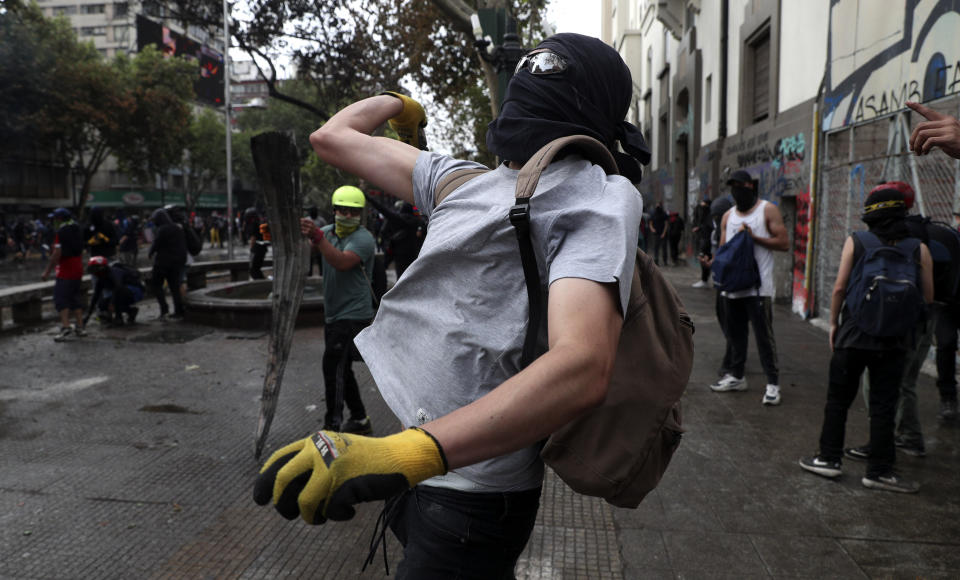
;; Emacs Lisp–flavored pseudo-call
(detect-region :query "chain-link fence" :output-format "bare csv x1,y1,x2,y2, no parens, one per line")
815,98,960,319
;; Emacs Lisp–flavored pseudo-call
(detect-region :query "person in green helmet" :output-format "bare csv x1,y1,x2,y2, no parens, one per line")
300,185,376,434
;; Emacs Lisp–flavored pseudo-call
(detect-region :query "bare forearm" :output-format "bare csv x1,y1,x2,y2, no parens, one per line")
830,286,845,326
752,233,789,251
423,343,612,470
315,240,359,271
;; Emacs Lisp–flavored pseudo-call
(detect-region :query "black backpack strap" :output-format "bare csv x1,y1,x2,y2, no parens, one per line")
510,135,619,367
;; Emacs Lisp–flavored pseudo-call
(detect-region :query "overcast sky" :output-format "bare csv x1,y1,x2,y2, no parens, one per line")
547,0,601,38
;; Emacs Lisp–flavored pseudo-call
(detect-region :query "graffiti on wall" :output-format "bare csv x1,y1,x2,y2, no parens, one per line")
792,189,812,317
723,131,808,200
824,0,960,129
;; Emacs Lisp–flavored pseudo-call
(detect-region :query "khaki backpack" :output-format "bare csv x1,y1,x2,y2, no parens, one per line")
434,135,694,508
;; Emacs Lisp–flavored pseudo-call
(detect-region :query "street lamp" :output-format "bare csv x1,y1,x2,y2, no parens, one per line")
471,10,526,110
223,0,234,260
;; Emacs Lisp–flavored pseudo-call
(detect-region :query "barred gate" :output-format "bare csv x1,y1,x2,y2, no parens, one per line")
814,98,960,319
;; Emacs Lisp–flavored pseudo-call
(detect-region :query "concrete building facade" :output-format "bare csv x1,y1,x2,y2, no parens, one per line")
601,0,960,323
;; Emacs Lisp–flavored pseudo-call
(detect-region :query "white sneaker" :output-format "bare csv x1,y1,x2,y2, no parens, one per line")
710,374,746,392
762,384,781,406
691,280,708,288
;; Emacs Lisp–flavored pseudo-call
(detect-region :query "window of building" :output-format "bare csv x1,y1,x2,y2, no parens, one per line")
80,26,106,36
705,74,712,123
54,5,77,15
748,29,771,123
80,4,105,14
659,113,669,166
172,174,184,189
646,48,652,92
113,2,128,17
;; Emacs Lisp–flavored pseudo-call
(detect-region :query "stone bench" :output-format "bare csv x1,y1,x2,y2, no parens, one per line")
0,258,272,328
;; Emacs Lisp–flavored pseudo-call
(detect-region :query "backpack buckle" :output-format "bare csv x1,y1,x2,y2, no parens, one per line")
509,199,530,228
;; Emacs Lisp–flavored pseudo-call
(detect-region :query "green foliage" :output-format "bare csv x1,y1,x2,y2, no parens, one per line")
112,45,197,187
181,108,226,211
231,78,358,213
160,0,552,160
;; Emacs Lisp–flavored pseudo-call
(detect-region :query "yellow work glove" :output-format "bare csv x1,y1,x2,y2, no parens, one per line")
253,428,447,524
382,91,428,150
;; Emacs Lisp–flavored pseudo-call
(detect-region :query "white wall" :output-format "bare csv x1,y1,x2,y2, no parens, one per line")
725,0,748,137
779,0,829,112
699,0,720,144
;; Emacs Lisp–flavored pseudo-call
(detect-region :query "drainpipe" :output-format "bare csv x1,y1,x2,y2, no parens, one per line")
719,0,729,139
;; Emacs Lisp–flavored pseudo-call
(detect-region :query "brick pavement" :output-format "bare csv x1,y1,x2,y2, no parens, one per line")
2,261,960,578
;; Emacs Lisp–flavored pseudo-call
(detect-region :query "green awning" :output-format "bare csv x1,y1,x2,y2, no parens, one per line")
87,190,228,209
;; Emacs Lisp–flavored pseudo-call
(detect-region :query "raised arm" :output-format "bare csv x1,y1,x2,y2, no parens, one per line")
309,95,421,204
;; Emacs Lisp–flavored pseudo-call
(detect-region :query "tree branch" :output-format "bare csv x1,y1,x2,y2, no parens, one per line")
430,0,476,36
237,38,330,121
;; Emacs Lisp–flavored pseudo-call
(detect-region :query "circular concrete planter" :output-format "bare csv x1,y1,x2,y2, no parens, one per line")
184,279,325,329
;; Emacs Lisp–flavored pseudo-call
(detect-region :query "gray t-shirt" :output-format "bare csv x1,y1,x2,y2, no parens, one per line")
320,224,375,323
354,151,643,492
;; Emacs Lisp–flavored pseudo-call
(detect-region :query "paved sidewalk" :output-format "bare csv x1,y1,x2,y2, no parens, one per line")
1,261,959,578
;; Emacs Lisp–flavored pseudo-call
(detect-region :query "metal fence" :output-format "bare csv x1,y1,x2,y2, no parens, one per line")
815,98,960,319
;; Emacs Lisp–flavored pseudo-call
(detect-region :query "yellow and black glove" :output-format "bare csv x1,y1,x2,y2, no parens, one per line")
253,428,447,524
382,91,428,151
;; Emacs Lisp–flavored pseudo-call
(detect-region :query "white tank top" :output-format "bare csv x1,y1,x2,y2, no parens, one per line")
723,200,775,298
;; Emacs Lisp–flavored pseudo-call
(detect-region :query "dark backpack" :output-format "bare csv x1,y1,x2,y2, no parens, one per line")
711,229,761,292
184,224,203,256
846,231,925,337
921,220,960,304
434,135,693,508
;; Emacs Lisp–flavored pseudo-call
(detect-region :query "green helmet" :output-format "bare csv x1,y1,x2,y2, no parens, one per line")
331,185,365,208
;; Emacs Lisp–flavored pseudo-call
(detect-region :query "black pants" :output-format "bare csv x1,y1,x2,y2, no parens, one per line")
819,347,904,478
389,485,542,580
724,295,779,384
652,234,668,265
151,264,184,316
935,303,960,403
250,243,268,279
322,319,370,428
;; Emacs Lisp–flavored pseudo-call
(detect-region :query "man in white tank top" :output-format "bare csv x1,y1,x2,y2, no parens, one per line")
709,169,790,406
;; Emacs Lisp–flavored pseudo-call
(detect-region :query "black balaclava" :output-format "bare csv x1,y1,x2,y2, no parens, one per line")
486,33,651,181
731,184,758,212
862,188,908,241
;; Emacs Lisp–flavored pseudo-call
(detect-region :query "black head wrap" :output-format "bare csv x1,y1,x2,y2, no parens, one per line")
486,33,651,181
862,187,908,241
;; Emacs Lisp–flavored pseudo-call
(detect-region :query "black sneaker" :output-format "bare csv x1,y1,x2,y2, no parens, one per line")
53,326,73,342
862,472,919,493
844,445,870,461
939,399,958,421
894,436,926,457
127,307,139,325
341,416,372,435
799,455,842,478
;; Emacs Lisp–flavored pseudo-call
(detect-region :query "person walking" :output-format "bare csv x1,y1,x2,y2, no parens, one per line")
692,196,712,287
300,185,376,434
709,170,790,406
800,187,933,493
41,208,87,341
650,201,668,266
147,208,186,320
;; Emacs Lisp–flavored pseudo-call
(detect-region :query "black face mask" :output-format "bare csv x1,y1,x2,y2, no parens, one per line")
731,186,758,212
486,33,650,181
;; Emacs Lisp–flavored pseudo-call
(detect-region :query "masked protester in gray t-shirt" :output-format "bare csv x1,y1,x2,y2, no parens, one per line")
255,33,650,578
